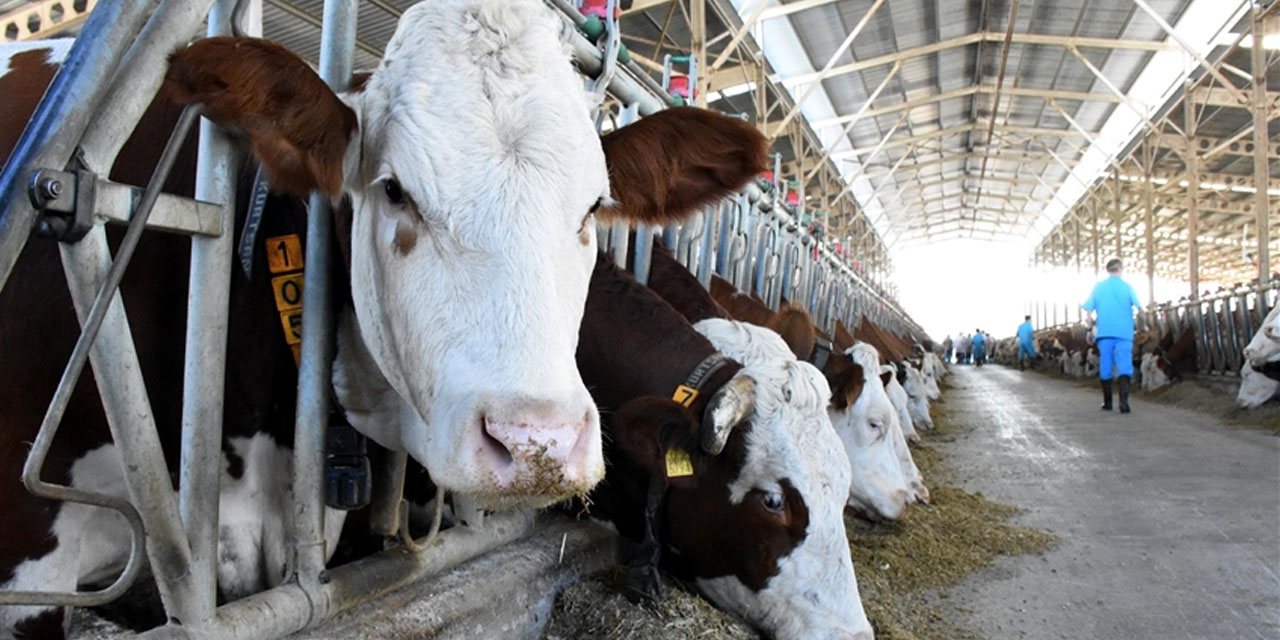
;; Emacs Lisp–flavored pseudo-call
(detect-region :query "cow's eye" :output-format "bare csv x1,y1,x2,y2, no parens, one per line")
384,178,405,205
869,420,885,432
589,197,603,214
761,490,784,513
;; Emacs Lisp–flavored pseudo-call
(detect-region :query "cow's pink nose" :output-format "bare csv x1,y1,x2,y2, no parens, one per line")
482,408,598,487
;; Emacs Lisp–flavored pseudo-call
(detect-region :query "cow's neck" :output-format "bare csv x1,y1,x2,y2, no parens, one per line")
578,253,741,418
637,241,728,324
1260,360,1280,382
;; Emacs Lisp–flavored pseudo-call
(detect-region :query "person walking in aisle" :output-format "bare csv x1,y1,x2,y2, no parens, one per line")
1082,258,1143,413
1016,315,1036,371
971,329,986,366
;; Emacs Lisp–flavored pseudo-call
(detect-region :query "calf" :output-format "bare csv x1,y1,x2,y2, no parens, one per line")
577,255,871,640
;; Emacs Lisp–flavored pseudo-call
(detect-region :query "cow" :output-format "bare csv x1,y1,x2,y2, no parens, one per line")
0,0,768,634
576,254,872,640
1139,326,1197,391
699,265,916,517
1243,305,1280,368
899,362,935,431
883,364,921,443
1237,357,1280,409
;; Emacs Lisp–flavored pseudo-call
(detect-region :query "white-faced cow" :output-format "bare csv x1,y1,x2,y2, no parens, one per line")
1238,356,1280,408
0,1,769,635
1243,305,1280,369
576,256,872,640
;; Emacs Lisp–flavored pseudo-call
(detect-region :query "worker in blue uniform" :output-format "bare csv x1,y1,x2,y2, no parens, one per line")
970,329,986,366
1016,315,1036,371
1082,258,1143,413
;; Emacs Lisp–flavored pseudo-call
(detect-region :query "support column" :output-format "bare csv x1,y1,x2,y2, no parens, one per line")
1113,168,1123,263
1252,3,1271,310
1185,83,1201,301
1075,213,1084,322
1091,194,1101,278
691,0,707,108
1143,137,1156,306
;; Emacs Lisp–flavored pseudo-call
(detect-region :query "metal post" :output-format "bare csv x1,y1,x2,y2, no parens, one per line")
1252,3,1271,313
1185,83,1201,302
292,0,357,603
691,0,707,108
179,0,254,624
1112,168,1122,263
1143,137,1156,307
0,1,158,293
1075,214,1083,322
1091,194,1101,278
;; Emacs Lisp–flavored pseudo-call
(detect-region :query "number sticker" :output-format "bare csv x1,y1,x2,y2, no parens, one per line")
266,234,303,274
279,310,302,344
271,273,305,311
672,384,699,407
665,448,694,478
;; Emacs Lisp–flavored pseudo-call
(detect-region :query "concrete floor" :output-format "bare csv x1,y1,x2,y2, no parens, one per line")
933,365,1280,640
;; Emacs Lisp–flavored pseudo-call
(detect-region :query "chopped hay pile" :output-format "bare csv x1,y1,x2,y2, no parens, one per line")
542,567,757,639
1140,378,1280,433
544,392,1054,640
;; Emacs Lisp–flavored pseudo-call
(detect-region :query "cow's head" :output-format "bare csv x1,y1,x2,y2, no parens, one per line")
900,363,934,431
828,344,910,520
1244,306,1280,367
1238,360,1280,408
166,0,766,508
671,320,870,640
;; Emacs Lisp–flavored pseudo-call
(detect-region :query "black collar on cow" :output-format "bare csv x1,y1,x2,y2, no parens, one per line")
809,337,832,371
672,352,731,408
1260,360,1280,382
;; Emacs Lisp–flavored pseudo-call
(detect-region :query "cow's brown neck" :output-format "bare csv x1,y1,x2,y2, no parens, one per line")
637,240,729,324
577,253,741,419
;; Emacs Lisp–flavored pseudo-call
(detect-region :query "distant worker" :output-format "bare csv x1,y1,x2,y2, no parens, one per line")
943,335,954,363
1082,258,1143,414
956,333,970,364
971,329,986,367
1016,315,1036,371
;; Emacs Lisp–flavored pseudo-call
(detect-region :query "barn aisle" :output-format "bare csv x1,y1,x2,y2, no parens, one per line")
930,365,1279,640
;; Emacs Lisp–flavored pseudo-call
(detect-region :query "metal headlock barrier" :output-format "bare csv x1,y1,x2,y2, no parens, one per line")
1037,280,1278,378
0,0,923,636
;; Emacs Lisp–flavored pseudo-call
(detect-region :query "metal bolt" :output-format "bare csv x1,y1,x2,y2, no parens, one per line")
39,177,63,200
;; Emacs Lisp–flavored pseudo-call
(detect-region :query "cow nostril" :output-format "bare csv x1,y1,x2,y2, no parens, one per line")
479,415,515,466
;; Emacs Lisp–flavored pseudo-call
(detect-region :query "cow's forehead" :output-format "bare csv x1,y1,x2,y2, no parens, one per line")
354,0,604,203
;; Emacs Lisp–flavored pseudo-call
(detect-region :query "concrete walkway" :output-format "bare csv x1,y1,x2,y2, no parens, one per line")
934,365,1280,640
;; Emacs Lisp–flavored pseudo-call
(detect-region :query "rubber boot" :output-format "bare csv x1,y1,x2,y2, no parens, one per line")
1117,375,1131,414
1100,379,1113,411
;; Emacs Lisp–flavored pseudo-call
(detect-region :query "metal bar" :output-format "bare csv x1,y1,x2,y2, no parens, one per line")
709,0,768,72
1130,0,1252,108
840,111,910,191
0,0,158,296
139,511,536,640
1,106,205,613
691,0,706,107
178,0,246,625
1069,45,1163,135
291,0,356,603
975,0,1020,207
1253,3,1271,315
1143,138,1155,306
772,0,887,137
805,61,902,182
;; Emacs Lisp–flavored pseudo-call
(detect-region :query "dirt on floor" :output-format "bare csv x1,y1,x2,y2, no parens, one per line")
542,383,1055,640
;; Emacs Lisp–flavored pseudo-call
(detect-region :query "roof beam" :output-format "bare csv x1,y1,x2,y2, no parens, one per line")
834,124,1089,157
780,32,1179,87
622,0,676,16
813,86,1125,128
759,0,843,21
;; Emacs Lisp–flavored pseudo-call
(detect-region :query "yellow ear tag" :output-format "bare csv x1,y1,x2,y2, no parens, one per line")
672,385,699,407
665,447,694,478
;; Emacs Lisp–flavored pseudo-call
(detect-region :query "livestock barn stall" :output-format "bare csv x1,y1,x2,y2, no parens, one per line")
0,0,1275,639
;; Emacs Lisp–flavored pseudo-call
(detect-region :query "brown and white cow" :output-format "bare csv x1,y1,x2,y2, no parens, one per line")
0,0,767,634
578,254,871,640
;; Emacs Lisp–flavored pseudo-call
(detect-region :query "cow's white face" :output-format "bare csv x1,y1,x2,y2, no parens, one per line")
900,364,934,431
339,0,604,507
690,320,872,640
831,344,910,521
1238,360,1280,408
1244,306,1280,367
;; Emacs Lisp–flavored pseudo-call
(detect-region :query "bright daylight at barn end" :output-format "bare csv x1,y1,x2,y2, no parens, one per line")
0,0,1274,639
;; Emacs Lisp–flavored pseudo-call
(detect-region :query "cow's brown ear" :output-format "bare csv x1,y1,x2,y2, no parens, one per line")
165,37,357,198
768,305,816,361
601,107,768,224
826,357,865,410
611,397,700,476
879,370,893,389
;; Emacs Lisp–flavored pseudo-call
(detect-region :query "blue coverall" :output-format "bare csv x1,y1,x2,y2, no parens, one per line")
1082,275,1142,380
1016,321,1036,361
970,333,986,364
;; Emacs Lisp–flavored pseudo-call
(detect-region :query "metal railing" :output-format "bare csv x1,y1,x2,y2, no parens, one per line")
1034,279,1277,377
0,0,926,636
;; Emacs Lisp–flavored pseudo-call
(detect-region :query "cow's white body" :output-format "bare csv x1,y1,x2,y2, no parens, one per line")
1140,352,1171,391
900,363,935,431
692,320,872,640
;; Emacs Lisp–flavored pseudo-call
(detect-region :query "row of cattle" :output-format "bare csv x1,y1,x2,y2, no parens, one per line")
0,3,945,639
988,305,1280,408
